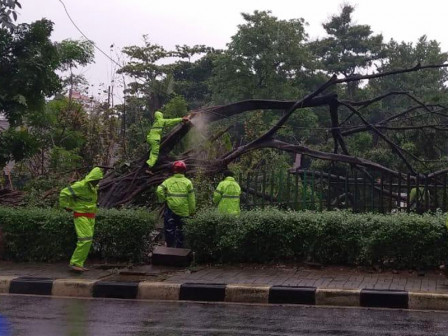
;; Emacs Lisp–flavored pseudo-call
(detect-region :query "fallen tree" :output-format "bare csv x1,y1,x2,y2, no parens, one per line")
99,63,448,208
0,189,23,206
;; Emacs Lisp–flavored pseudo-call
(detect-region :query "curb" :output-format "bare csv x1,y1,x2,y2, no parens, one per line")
2,277,448,310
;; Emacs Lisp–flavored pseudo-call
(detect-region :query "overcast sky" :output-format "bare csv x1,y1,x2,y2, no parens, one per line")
17,0,448,102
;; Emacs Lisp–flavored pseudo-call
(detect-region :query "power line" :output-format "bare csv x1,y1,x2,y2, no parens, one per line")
57,0,122,68
57,0,138,105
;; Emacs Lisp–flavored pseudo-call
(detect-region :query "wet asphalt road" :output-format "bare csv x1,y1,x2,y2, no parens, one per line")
1,295,448,335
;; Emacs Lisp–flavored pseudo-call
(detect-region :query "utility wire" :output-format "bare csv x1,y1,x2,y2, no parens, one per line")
58,0,148,89
57,0,122,68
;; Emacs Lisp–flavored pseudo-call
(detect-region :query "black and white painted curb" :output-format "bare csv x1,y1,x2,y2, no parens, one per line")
1,276,448,310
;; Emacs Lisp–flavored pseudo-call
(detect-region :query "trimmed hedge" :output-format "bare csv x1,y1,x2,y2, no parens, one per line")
185,209,448,269
0,207,155,262
2,206,448,269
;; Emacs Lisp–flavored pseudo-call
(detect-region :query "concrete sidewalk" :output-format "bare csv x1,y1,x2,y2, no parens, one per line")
2,261,448,310
2,262,446,293
164,264,448,293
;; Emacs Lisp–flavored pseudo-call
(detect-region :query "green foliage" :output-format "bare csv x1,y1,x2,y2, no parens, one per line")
346,133,373,156
279,108,319,144
49,146,83,171
23,175,71,207
210,10,312,103
81,104,121,167
360,36,448,170
186,209,448,268
0,19,61,169
57,39,95,71
5,5,448,201
22,96,120,175
311,5,385,79
119,37,175,112
56,39,95,95
171,46,218,109
123,122,150,160
162,95,188,118
0,0,21,32
0,207,155,262
0,19,61,126
0,128,39,167
190,170,221,210
25,98,87,174
2,204,446,269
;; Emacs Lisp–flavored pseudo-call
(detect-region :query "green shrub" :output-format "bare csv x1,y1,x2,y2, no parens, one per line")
0,207,155,262
2,206,447,269
185,209,448,268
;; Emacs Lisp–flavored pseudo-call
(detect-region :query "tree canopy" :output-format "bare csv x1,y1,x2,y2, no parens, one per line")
2,6,448,209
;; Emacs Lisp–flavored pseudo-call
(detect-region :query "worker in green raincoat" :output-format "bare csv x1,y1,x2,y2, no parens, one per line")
409,186,430,214
146,111,190,169
213,170,241,215
59,167,103,272
156,161,196,248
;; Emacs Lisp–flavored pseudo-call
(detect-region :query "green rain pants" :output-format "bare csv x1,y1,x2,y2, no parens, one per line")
146,138,160,168
70,216,94,267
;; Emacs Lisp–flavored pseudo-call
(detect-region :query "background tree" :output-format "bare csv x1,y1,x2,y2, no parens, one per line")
0,0,21,32
56,39,95,100
362,36,448,170
210,10,314,104
0,19,61,168
119,37,175,114
171,45,219,109
208,11,321,173
310,4,385,99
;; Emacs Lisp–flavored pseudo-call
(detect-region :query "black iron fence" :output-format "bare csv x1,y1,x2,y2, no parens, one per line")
238,169,447,213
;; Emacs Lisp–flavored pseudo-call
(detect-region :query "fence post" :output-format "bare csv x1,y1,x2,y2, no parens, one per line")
278,170,283,205
433,174,438,210
286,172,291,209
246,172,251,209
319,171,324,212
380,172,384,213
371,171,375,212
353,170,358,213
261,170,266,209
294,172,299,210
345,169,349,210
388,173,393,212
363,171,367,212
311,171,316,210
424,173,429,212
253,171,258,208
444,174,447,212
416,174,420,212
303,170,308,210
327,168,332,210
239,172,243,208
406,173,411,213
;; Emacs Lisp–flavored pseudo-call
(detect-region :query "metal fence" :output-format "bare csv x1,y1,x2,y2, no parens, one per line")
238,168,446,213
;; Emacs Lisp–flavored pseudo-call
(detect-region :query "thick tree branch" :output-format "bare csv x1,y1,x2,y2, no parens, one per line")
224,138,403,177
332,63,448,85
98,63,448,208
161,94,337,155
339,101,417,174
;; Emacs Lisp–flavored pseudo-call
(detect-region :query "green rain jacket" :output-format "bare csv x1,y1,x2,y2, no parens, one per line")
156,173,196,217
410,187,430,204
59,167,104,213
147,111,183,142
213,176,241,215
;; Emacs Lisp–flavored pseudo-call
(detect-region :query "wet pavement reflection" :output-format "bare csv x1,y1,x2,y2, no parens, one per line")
1,295,448,335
